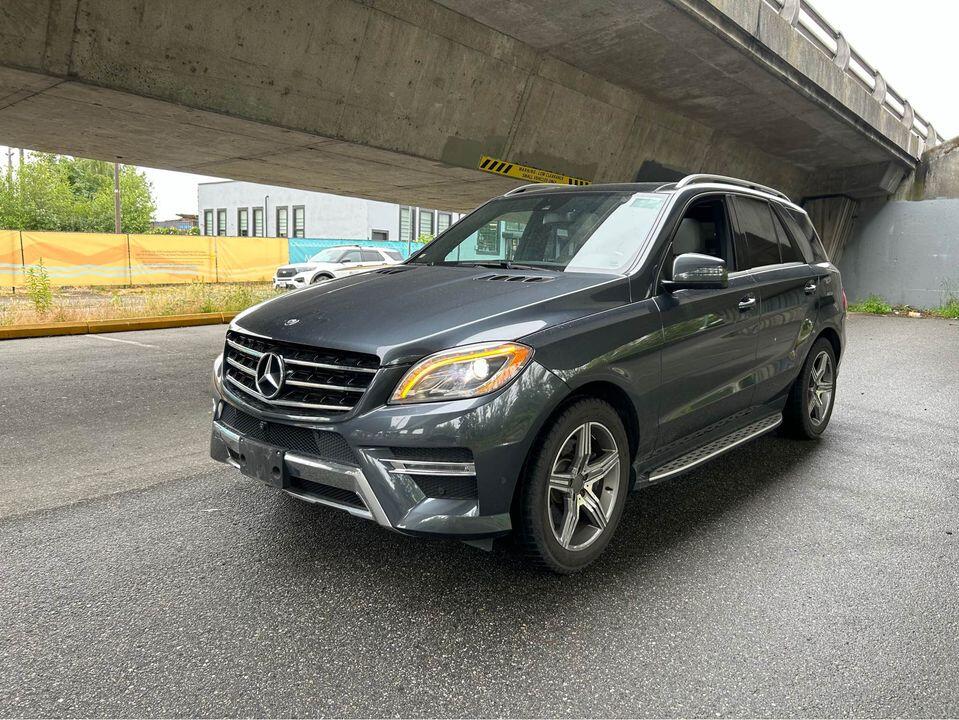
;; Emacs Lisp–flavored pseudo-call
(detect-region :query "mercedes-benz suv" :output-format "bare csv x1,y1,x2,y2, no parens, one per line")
210,175,846,573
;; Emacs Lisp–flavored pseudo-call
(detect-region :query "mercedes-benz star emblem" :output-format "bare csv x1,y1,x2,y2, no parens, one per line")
254,352,286,399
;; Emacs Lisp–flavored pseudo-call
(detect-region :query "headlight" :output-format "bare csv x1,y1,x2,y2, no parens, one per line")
390,342,533,404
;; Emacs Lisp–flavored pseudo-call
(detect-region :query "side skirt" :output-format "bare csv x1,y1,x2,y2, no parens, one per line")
634,412,782,488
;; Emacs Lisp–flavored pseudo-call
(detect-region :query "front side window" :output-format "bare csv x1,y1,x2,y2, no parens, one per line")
340,250,362,263
252,207,264,237
409,191,667,274
665,196,733,279
292,206,305,238
216,209,227,236
276,206,289,238
733,196,780,268
237,208,249,237
203,209,214,236
309,247,348,263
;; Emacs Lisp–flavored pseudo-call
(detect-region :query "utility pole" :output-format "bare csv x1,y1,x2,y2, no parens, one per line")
113,162,122,234
5,147,13,173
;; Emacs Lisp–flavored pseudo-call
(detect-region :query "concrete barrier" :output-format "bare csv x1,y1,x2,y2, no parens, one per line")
0,312,237,341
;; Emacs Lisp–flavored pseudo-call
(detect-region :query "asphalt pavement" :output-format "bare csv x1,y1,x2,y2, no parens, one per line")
1,316,957,717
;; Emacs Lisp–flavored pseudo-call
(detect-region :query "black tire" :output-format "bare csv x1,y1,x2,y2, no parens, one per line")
310,273,333,284
516,398,630,574
782,337,837,439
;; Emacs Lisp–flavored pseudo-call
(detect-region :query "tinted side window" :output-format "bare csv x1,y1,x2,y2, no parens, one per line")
787,209,830,263
360,250,381,262
733,196,780,268
770,208,801,263
340,250,362,262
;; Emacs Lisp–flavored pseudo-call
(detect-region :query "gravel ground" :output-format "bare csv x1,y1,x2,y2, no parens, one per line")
0,315,957,717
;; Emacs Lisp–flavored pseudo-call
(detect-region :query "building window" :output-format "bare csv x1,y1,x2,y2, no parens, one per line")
237,208,249,237
418,209,435,239
399,207,413,244
203,209,214,236
437,212,452,234
371,230,389,241
252,207,264,237
292,206,305,238
276,206,289,238
216,208,227,236
476,222,500,255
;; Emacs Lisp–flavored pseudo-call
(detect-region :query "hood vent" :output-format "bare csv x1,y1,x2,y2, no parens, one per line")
474,273,554,283
375,267,413,275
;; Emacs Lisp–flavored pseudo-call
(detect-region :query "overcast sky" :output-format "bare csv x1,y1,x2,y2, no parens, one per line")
2,0,955,220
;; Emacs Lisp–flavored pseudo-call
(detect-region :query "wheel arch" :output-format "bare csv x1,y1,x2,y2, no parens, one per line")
816,326,842,362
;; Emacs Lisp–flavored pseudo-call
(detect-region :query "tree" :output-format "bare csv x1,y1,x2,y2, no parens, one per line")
0,153,156,233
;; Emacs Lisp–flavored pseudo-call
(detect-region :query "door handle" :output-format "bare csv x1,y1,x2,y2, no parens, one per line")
738,295,757,311
804,281,818,295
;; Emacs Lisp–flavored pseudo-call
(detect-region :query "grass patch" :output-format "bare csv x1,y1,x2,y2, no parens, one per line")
0,282,281,326
847,295,893,315
931,297,959,319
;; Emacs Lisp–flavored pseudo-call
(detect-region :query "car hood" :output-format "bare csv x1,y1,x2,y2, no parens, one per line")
233,265,628,365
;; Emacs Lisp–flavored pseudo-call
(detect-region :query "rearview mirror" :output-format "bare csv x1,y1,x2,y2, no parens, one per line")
662,253,728,291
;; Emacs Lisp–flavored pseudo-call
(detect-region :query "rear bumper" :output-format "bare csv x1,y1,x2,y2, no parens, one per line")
210,361,570,539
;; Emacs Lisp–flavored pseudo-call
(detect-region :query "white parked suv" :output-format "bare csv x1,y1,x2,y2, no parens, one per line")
273,245,403,289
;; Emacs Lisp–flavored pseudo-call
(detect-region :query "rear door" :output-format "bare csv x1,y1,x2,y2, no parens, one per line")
730,195,820,407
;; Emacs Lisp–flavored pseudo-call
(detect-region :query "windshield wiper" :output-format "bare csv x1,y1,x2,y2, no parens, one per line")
461,261,549,272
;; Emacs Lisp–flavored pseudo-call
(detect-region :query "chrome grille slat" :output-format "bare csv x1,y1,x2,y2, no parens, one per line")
285,357,378,374
225,376,353,412
223,330,379,419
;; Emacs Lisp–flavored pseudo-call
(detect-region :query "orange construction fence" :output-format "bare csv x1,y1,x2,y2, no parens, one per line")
2,230,286,287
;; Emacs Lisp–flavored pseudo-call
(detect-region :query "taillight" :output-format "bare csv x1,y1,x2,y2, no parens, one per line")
842,288,848,312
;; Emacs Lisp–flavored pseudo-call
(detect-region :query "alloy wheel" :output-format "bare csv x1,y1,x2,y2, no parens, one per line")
807,350,834,427
547,421,622,551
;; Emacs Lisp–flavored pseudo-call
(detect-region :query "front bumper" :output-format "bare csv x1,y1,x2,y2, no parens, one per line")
210,360,570,539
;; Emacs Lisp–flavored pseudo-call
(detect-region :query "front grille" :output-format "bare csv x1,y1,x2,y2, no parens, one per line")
275,268,297,278
223,330,379,418
219,403,358,465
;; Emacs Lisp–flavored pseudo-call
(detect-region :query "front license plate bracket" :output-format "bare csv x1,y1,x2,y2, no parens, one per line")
238,437,286,488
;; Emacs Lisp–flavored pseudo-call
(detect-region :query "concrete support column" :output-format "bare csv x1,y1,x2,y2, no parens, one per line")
803,196,859,265
781,0,801,26
902,101,915,131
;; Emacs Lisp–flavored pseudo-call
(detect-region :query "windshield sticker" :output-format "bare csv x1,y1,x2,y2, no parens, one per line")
631,197,665,209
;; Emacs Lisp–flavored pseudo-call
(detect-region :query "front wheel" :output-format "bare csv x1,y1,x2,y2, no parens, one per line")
782,337,837,439
516,398,630,574
310,274,333,285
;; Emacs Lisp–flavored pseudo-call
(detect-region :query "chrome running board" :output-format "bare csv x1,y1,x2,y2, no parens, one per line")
648,413,782,482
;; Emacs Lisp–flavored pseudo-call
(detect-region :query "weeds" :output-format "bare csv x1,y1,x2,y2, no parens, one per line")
931,297,959,319
847,295,893,315
24,259,54,314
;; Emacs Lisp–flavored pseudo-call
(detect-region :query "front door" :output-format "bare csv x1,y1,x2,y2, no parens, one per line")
655,194,761,446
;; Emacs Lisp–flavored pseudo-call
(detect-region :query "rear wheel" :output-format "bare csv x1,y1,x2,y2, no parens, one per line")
516,398,629,573
782,337,837,439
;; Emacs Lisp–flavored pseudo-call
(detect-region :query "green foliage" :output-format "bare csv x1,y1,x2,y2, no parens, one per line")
932,297,959,319
144,225,200,235
0,153,156,233
847,295,893,315
24,259,54,314
143,283,279,317
416,233,435,245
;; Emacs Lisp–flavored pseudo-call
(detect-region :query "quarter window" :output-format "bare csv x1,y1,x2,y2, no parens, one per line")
786,208,830,263
770,207,801,263
733,196,781,268
292,206,305,238
252,207,264,237
276,206,289,238
237,208,249,237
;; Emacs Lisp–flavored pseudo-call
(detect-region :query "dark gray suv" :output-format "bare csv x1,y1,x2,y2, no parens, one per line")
210,174,846,573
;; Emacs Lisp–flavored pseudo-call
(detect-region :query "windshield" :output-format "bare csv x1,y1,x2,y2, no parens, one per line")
409,191,666,274
307,247,349,263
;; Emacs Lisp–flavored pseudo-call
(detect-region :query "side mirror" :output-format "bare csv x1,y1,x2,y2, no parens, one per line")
662,252,728,291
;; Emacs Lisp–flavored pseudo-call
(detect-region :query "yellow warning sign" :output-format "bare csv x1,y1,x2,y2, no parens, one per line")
478,155,591,186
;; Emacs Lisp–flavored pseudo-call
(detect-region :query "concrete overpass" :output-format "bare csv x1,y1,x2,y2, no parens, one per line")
0,0,942,213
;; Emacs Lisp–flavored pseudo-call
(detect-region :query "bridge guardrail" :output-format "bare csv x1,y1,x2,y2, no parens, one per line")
764,0,941,155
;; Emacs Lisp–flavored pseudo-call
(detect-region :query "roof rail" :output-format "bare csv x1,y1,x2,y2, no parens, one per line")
673,174,791,202
504,183,569,196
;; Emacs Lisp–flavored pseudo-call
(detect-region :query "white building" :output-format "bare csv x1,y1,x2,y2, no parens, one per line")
197,180,461,243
